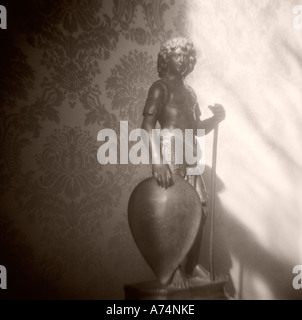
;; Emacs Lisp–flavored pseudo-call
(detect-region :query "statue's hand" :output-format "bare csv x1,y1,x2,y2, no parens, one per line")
208,104,226,123
152,164,174,189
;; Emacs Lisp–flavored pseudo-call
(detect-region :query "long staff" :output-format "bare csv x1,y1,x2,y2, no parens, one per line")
209,122,219,281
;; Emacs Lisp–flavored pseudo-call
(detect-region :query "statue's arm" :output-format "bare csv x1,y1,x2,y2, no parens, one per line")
196,103,225,134
141,81,165,162
186,86,225,135
141,81,173,188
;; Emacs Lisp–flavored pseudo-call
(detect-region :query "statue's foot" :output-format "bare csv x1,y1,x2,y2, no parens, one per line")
192,264,211,280
170,268,191,289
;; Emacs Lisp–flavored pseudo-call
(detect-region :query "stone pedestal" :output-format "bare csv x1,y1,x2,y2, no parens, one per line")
124,276,228,300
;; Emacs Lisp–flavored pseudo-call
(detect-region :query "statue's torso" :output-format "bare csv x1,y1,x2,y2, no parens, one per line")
157,77,198,131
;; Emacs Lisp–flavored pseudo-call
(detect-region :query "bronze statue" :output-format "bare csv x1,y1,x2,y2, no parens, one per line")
129,37,225,289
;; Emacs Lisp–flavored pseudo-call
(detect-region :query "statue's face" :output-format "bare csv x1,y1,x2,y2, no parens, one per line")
168,47,190,76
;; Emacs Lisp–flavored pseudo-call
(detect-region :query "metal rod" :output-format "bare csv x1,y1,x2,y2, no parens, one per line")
209,122,219,281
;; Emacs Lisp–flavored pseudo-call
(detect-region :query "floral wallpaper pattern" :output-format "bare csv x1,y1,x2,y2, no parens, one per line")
0,0,188,299
106,50,157,125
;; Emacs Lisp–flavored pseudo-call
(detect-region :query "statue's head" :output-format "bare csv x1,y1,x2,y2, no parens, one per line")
157,37,197,78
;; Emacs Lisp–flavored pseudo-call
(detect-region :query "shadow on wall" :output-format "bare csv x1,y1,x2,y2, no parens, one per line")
200,165,300,300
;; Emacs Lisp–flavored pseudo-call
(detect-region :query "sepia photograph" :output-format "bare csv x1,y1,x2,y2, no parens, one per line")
0,0,301,303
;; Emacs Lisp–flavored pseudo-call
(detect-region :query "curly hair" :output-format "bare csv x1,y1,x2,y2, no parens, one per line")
157,37,197,78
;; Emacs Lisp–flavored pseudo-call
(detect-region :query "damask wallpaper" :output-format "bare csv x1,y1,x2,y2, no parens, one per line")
0,0,190,299
1,0,302,300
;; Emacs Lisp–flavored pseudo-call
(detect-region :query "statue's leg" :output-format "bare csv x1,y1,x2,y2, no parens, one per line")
186,208,211,280
183,206,205,275
183,175,210,278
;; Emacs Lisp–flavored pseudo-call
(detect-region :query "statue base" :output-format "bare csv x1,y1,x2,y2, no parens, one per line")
124,276,228,300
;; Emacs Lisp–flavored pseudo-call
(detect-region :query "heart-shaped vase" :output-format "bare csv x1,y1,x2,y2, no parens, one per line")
128,175,202,285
